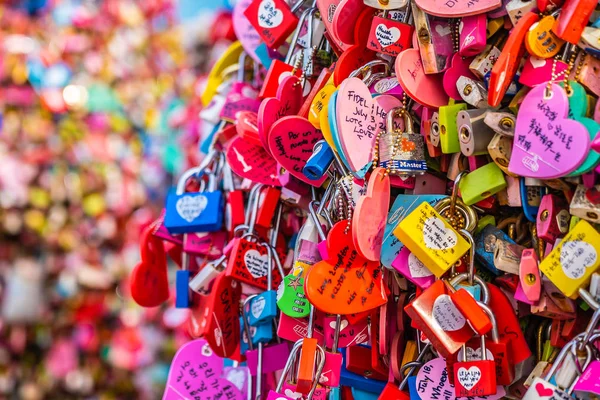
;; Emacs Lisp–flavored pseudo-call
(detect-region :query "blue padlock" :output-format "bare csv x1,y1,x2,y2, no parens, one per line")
248,244,279,326
520,178,547,222
303,140,334,181
164,153,224,234
475,224,517,276
175,246,191,308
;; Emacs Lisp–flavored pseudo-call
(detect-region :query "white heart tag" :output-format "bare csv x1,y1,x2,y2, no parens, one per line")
284,389,302,399
251,297,266,318
408,253,434,278
423,217,458,250
529,56,547,69
258,0,283,28
374,77,399,94
176,195,207,223
560,240,598,279
244,249,269,278
457,366,482,390
376,24,401,47
329,319,349,331
432,294,466,331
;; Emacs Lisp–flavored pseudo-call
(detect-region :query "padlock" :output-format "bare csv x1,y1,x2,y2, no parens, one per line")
412,2,453,74
484,111,516,137
457,163,507,206
459,14,486,57
570,185,600,224
552,0,597,44
525,14,565,59
367,8,414,56
164,156,224,234
570,51,600,98
493,239,525,275
345,345,388,381
453,329,497,397
446,278,492,336
456,76,489,108
244,0,303,49
248,244,279,326
539,219,600,298
457,109,495,157
439,103,467,154
392,246,435,289
519,248,542,303
379,107,427,177
363,0,407,10
379,350,431,400
429,111,441,147
303,140,334,181
469,36,503,79
321,314,343,388
189,255,227,295
537,193,570,242
574,359,600,398
505,0,537,27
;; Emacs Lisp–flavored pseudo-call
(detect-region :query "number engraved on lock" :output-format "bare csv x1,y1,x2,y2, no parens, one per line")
432,294,466,331
559,241,598,279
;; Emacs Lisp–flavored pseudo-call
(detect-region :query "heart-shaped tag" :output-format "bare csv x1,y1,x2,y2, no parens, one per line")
508,84,589,179
519,57,568,87
258,75,303,153
176,195,208,223
163,338,244,400
267,116,327,186
226,136,281,186
376,23,401,47
559,240,598,279
304,221,387,315
432,294,466,331
235,111,262,146
257,0,283,28
188,273,241,358
415,0,501,17
233,0,261,63
131,225,169,307
457,366,482,390
443,53,476,100
352,168,391,261
395,49,449,108
331,0,366,46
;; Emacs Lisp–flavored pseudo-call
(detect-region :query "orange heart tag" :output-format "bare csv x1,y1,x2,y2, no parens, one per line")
305,221,387,315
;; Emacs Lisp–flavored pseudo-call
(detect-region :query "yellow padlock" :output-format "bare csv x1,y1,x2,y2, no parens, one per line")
201,41,243,106
393,202,471,277
539,220,600,298
309,80,336,129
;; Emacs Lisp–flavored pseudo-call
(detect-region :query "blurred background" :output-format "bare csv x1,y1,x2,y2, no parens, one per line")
0,0,235,398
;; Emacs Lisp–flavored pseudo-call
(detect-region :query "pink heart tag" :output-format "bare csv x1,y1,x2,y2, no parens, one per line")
163,339,244,400
395,49,449,108
268,116,327,186
226,136,281,186
415,0,501,17
519,56,568,88
509,83,589,179
352,168,390,261
443,53,476,100
233,0,261,63
258,75,303,153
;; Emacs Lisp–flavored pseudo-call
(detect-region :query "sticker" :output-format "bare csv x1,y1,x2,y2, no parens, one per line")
560,241,597,279
376,24,401,47
408,252,433,278
257,0,283,28
457,366,482,390
432,294,466,331
250,297,266,318
244,249,269,278
374,78,399,94
423,217,458,250
176,195,207,223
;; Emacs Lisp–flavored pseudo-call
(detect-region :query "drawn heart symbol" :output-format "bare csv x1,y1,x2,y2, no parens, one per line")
226,136,280,186
434,24,451,36
329,319,349,331
267,116,327,186
336,78,386,174
520,56,567,87
432,294,466,331
443,53,476,100
258,75,303,154
530,56,547,68
508,83,589,179
400,138,415,152
423,217,458,250
251,297,266,318
188,273,241,358
163,339,244,400
176,195,207,223
395,49,449,108
559,240,597,279
352,168,391,261
535,382,554,397
233,0,261,63
375,24,400,47
284,389,303,399
408,252,433,278
457,366,482,390
415,0,501,17
130,225,169,308
245,249,270,278
305,221,387,315
257,0,283,28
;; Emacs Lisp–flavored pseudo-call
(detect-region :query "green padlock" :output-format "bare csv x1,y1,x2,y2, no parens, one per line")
458,163,507,206
439,103,468,154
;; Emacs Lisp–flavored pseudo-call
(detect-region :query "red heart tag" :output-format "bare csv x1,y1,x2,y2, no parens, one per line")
226,136,281,186
130,225,169,307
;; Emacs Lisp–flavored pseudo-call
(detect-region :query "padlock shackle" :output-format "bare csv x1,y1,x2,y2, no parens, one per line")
175,150,219,194
448,273,490,304
386,107,413,134
309,200,327,241
459,229,476,286
258,242,274,289
398,343,431,390
450,170,468,217
243,294,258,352
285,7,317,64
476,301,499,342
350,59,391,81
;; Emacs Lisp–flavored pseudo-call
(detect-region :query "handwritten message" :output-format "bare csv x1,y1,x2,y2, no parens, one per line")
226,136,280,186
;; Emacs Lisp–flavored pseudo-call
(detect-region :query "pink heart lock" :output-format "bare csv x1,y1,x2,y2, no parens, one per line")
233,0,262,64
508,83,590,179
226,136,281,186
395,48,449,108
352,167,390,261
267,116,328,186
519,56,568,88
336,78,397,175
258,75,304,154
443,53,476,100
163,339,244,400
415,0,501,17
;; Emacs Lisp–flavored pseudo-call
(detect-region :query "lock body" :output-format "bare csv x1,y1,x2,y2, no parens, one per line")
165,191,224,234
